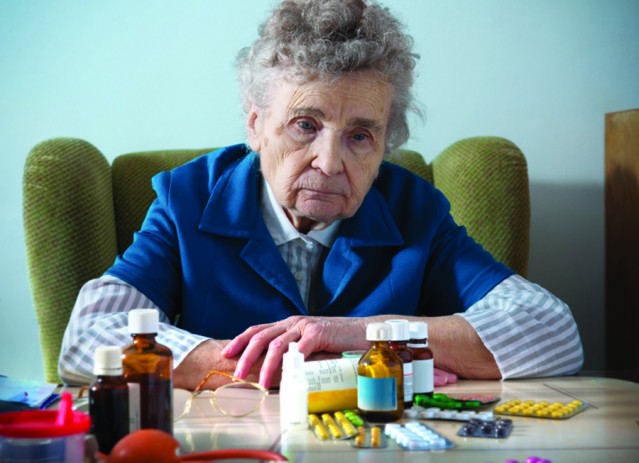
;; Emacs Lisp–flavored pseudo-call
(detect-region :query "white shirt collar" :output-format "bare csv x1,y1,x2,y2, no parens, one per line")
261,179,340,248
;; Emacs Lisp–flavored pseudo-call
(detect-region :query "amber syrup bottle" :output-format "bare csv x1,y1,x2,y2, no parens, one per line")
408,321,434,397
89,346,129,453
122,308,173,435
357,322,404,423
386,319,414,409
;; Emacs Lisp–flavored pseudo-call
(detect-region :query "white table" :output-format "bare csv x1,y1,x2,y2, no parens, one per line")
172,376,639,462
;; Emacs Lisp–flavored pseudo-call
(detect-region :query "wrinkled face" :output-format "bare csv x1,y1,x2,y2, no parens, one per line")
247,71,393,233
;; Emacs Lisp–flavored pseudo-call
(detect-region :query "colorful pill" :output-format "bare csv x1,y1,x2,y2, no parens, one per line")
370,426,381,447
312,423,330,440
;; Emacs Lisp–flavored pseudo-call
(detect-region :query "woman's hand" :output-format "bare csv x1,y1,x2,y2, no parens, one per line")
434,368,458,386
221,315,369,388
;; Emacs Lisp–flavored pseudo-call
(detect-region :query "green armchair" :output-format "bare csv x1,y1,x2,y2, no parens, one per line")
23,137,530,383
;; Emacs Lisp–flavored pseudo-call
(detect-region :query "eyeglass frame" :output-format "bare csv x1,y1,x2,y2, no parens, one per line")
176,369,269,420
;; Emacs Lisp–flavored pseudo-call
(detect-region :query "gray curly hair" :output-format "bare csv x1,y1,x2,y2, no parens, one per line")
236,0,419,152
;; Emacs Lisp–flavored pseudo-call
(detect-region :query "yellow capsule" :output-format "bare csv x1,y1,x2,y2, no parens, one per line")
312,423,330,440
522,408,535,415
536,409,549,417
354,428,366,446
551,411,564,418
370,427,381,447
308,414,321,426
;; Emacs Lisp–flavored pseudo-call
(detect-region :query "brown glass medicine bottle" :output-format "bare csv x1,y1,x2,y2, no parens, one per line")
357,322,404,423
89,345,129,454
122,308,173,435
408,321,434,397
386,319,414,409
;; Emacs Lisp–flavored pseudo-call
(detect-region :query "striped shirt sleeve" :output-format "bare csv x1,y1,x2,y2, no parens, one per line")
58,275,209,385
458,274,584,379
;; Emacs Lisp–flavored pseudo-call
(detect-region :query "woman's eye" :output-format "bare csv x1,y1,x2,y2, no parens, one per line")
297,120,315,131
352,132,369,142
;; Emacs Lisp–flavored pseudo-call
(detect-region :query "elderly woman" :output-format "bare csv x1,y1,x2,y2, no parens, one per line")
59,0,583,390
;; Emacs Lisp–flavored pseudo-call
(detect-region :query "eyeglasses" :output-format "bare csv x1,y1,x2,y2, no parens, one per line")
175,370,269,420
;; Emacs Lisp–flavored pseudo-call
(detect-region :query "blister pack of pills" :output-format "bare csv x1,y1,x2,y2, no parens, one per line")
405,406,496,422
457,417,514,438
384,422,455,451
494,399,587,419
350,425,388,448
308,410,363,440
414,393,499,410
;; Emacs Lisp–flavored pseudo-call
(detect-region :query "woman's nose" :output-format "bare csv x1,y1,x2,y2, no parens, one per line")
310,134,344,176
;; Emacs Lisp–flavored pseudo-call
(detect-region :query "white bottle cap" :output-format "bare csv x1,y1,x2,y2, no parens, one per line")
366,322,391,341
385,319,410,341
409,321,428,340
93,346,123,376
128,308,159,334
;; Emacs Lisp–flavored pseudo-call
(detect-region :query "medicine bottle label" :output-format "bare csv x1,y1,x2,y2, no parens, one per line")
305,358,358,392
357,375,397,411
403,362,414,402
128,382,141,432
413,359,434,394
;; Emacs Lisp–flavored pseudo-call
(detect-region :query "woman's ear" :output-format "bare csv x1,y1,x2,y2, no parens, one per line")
246,102,261,152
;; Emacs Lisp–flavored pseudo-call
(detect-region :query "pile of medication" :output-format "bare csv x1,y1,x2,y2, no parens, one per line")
384,422,454,451
457,418,514,438
494,399,587,419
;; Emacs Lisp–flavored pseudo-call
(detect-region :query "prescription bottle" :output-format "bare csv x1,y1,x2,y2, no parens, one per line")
357,322,403,423
122,308,173,435
386,319,414,409
280,342,309,430
408,321,434,396
305,357,359,413
89,345,129,453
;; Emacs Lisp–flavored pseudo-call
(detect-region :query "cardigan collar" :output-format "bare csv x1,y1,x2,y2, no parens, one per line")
199,150,405,249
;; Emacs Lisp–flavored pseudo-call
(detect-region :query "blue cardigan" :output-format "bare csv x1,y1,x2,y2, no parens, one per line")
107,144,513,338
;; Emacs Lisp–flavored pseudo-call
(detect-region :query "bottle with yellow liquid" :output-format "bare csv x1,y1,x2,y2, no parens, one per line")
357,322,404,423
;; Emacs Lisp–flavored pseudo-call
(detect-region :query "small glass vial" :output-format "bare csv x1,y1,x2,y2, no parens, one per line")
357,322,404,423
89,346,129,454
386,319,414,409
280,342,309,430
408,321,434,397
122,308,173,435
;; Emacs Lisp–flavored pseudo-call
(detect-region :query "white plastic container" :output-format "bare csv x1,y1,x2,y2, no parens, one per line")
280,342,309,430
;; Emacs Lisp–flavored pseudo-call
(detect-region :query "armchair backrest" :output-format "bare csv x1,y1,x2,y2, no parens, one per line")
23,136,529,383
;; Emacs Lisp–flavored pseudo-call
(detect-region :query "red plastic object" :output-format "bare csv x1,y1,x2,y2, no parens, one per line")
104,429,287,463
0,392,90,438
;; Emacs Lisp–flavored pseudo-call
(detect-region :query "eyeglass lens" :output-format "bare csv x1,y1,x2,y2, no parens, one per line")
214,382,266,417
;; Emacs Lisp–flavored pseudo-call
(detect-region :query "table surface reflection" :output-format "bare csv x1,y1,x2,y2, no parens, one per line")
169,376,639,463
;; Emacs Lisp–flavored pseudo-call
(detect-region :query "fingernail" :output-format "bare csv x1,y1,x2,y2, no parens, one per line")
259,376,269,389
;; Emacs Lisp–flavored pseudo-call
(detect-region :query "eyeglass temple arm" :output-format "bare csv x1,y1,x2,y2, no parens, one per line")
181,448,287,461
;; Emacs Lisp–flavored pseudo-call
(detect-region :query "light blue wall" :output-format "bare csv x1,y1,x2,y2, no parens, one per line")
1,0,638,382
